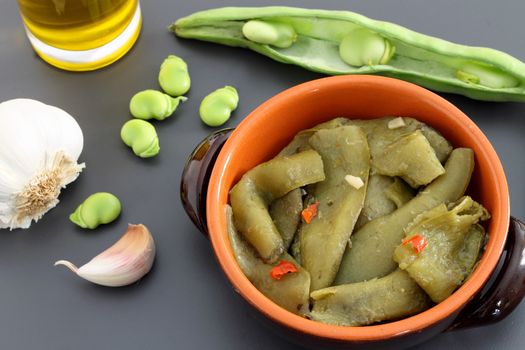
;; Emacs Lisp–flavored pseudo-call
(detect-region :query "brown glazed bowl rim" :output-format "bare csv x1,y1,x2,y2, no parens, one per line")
206,75,510,341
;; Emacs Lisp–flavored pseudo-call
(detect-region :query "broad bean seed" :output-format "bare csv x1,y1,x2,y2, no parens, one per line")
199,86,239,127
130,90,186,120
158,55,191,96
70,192,121,229
120,119,160,158
242,20,296,48
339,28,395,67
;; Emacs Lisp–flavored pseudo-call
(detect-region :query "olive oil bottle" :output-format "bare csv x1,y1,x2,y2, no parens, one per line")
17,0,142,71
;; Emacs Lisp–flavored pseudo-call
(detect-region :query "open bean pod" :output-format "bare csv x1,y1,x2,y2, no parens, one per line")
172,7,525,102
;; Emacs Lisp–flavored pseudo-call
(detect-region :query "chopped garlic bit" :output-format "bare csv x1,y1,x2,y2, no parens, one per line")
345,175,364,189
388,117,406,129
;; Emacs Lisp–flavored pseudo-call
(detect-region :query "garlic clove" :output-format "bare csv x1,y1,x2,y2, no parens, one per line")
55,224,155,287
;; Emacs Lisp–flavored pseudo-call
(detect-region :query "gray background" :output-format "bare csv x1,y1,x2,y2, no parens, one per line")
0,0,524,349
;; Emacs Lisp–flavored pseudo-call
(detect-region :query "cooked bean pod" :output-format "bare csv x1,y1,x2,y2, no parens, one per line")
458,224,486,274
266,131,314,251
393,196,489,302
269,189,303,250
384,177,416,208
345,117,452,166
335,148,474,285
226,205,311,315
280,117,452,169
373,130,445,188
230,150,325,263
355,175,413,230
172,7,525,101
298,126,370,291
310,269,431,326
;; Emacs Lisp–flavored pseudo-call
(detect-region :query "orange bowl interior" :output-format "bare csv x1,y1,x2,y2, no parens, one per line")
207,75,510,341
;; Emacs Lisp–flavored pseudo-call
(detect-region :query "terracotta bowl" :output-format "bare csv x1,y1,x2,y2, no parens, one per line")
181,75,525,349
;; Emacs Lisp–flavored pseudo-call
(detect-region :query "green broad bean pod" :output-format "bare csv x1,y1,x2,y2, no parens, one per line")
171,7,525,102
269,189,302,250
70,192,121,229
226,205,311,316
120,119,160,158
230,149,325,263
199,86,239,127
373,130,445,188
130,90,186,120
298,125,370,291
393,196,489,303
310,269,430,326
335,148,474,285
158,55,191,96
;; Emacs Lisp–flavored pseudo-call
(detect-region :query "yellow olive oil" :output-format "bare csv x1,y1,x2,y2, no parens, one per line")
18,0,139,50
17,0,141,70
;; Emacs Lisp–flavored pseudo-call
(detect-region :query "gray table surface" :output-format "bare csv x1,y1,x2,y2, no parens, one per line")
1,0,524,349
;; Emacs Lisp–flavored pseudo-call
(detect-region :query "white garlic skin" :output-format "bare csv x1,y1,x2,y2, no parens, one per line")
55,224,156,287
0,98,84,229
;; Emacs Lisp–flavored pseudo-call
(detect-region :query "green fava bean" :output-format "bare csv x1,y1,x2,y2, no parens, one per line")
70,192,121,229
200,86,239,127
158,55,191,96
120,119,160,158
456,62,519,89
242,20,296,48
172,7,525,102
339,28,395,67
130,89,186,120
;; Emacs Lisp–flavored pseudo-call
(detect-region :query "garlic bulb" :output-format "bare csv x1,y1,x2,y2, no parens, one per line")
0,99,84,230
55,224,156,287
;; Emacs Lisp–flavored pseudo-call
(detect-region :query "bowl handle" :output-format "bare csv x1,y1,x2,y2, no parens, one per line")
180,128,234,238
448,216,525,331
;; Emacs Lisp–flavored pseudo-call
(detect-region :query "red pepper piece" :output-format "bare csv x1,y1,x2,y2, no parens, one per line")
402,234,428,254
269,260,299,280
301,201,320,224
